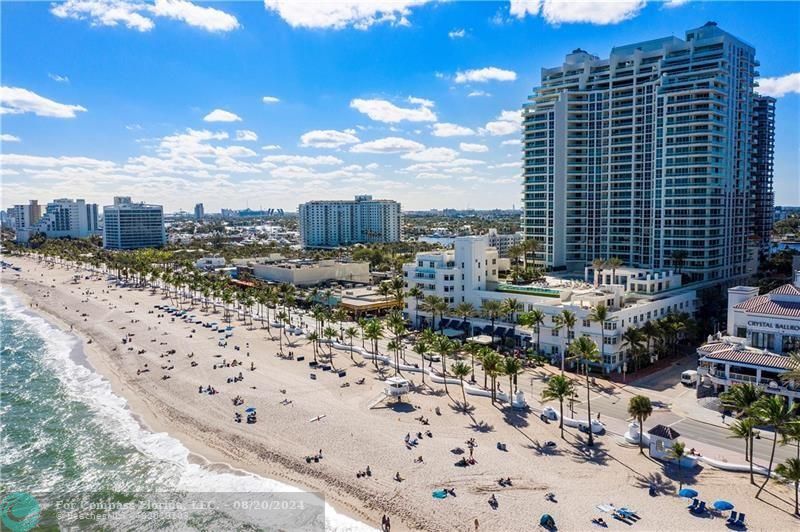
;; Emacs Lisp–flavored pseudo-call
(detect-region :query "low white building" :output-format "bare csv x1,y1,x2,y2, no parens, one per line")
195,256,226,270
697,271,800,403
403,235,697,373
486,228,523,259
245,258,371,286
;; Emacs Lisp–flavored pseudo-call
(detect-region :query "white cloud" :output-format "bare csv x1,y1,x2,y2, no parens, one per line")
448,28,466,39
1,153,116,168
300,129,360,149
264,154,343,166
0,86,87,118
262,144,281,151
415,172,451,180
663,0,690,7
236,130,258,141
509,0,646,25
263,0,433,30
431,122,475,137
455,67,517,84
501,139,520,146
407,96,434,107
404,158,485,172
48,73,70,83
125,123,142,131
350,98,437,123
1,134,21,142
467,90,491,97
492,162,520,168
350,136,425,154
150,0,239,32
262,96,280,104
401,147,459,162
51,0,240,32
459,142,488,153
758,72,800,98
480,109,521,136
203,109,242,122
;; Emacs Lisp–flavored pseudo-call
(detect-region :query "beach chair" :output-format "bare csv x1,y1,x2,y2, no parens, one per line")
735,513,746,527
688,498,699,510
726,511,738,524
691,501,706,515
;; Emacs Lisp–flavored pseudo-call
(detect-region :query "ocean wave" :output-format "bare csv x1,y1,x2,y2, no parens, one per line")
0,289,374,531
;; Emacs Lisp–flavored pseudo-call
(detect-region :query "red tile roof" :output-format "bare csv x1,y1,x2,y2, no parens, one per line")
769,283,800,296
698,342,797,370
732,286,800,317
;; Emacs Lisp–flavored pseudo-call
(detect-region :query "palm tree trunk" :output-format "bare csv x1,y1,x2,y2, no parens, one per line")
559,398,565,439
586,370,594,446
757,432,778,497
749,432,755,485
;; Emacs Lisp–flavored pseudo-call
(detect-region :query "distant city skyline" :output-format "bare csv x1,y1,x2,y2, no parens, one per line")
2,1,798,211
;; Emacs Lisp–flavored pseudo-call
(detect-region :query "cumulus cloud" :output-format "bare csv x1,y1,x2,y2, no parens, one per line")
758,72,800,98
263,154,343,166
263,0,433,30
663,0,690,7
431,123,475,137
480,109,521,136
455,67,517,83
48,73,70,83
203,109,242,122
0,86,87,118
235,130,258,141
350,136,425,153
350,98,437,123
467,90,491,97
300,129,360,149
51,0,240,32
401,147,459,162
508,0,646,25
1,134,21,142
459,142,488,153
448,28,466,38
262,96,280,104
501,139,520,146
262,144,281,151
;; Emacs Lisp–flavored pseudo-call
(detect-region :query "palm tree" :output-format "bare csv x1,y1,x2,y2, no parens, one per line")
640,321,659,368
503,356,523,396
479,349,503,403
522,238,541,271
451,361,471,408
412,340,428,386
606,256,623,285
406,285,424,329
481,299,504,345
501,298,523,324
627,395,653,453
519,309,545,355
752,395,797,497
568,336,601,446
433,334,456,395
621,327,645,381
667,441,687,490
364,319,384,371
730,418,760,485
421,295,446,331
553,310,577,373
720,383,763,418
386,310,406,375
779,351,800,383
454,301,476,338
344,326,358,363
775,458,800,515
591,257,606,287
670,249,688,274
306,330,320,363
323,326,338,363
589,303,610,372
541,375,575,439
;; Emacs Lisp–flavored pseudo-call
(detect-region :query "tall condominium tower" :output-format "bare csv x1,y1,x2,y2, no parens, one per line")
751,95,776,260
103,196,165,250
298,195,402,248
522,22,775,283
16,198,98,243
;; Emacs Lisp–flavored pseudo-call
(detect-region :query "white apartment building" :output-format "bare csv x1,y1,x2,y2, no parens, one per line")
16,198,98,243
486,228,524,258
298,195,401,248
696,271,800,403
10,200,42,233
522,22,775,284
245,258,370,286
403,235,697,373
103,197,165,250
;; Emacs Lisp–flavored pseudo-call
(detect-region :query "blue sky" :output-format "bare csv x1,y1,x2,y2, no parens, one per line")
1,1,799,212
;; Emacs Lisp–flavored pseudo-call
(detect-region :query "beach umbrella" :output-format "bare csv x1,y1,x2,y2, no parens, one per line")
245,407,257,413
678,488,698,498
713,500,734,511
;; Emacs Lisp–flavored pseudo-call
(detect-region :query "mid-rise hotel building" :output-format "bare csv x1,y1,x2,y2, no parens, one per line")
298,195,401,248
522,22,775,283
16,198,98,243
103,196,165,250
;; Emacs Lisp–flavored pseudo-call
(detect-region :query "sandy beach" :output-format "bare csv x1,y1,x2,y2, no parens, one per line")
3,255,799,531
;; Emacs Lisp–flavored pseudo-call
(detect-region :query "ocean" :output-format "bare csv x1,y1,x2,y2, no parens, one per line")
0,289,373,531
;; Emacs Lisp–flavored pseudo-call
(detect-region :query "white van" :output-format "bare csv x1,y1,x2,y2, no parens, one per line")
681,370,698,386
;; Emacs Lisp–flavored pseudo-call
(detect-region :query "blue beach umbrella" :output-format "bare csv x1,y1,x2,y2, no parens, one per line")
245,407,256,413
713,500,734,511
678,488,698,498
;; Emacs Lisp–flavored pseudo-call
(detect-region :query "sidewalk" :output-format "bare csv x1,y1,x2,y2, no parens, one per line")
670,386,730,429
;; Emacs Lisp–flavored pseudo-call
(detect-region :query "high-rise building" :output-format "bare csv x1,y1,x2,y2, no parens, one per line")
16,198,97,243
194,203,205,220
522,22,773,283
10,200,42,232
298,195,402,248
103,196,165,250
751,96,776,259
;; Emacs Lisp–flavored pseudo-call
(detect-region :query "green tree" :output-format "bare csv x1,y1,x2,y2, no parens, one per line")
752,395,798,497
481,299,504,346
606,256,623,285
589,303,610,372
503,356,523,396
451,361,471,408
621,327,645,381
627,395,653,453
667,441,687,490
541,374,575,439
775,458,800,516
519,309,545,355
729,418,760,485
344,326,359,363
568,336,601,446
553,310,577,373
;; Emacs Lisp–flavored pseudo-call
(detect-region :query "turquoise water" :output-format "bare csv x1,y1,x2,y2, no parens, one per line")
0,289,371,531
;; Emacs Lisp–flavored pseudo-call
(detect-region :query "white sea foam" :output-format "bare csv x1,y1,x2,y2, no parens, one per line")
0,289,374,531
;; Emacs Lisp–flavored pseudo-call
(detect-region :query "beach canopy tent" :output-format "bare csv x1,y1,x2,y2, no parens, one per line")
539,514,555,528
466,335,493,346
713,500,734,511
